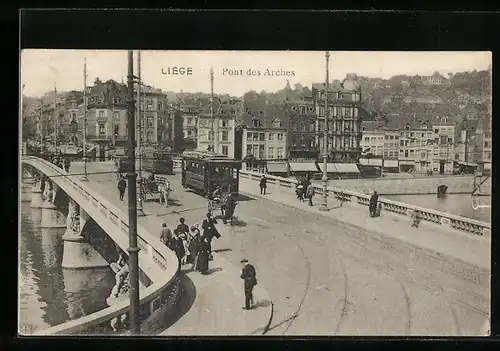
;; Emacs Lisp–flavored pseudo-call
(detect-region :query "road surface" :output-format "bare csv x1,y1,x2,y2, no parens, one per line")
68,161,490,336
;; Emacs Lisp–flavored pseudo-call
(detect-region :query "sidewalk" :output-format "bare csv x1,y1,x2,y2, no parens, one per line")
83,178,273,336
240,179,491,271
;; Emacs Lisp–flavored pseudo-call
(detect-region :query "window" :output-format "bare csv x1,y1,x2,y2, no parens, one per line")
114,111,120,121
337,92,343,99
268,147,275,159
364,137,369,142
147,101,153,110
447,137,453,145
485,141,490,148
253,133,259,141
158,102,163,111
259,145,265,159
187,130,193,138
252,119,261,127
114,125,119,137
259,133,265,141
405,125,410,131
246,144,252,156
220,120,228,128
277,133,284,141
395,151,399,157
147,132,155,143
99,111,105,118
221,145,228,156
434,129,439,134
384,135,388,139
319,106,325,116
421,133,425,137
187,117,193,125
410,150,414,155
421,152,426,158
404,150,409,157
147,116,154,127
400,140,404,146
384,151,388,157
277,147,283,159
247,132,252,141
410,132,414,137
208,131,214,141
269,133,275,140
389,135,394,140
99,123,105,135
253,145,259,158
222,131,228,141
389,151,394,157
272,119,282,128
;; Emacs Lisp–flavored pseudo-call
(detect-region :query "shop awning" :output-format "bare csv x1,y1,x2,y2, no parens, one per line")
266,162,288,173
359,158,383,166
318,163,360,173
334,163,360,173
457,161,477,167
289,162,318,172
384,159,399,168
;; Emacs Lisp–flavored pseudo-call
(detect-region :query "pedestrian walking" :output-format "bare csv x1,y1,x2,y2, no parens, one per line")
170,229,185,274
176,217,189,235
240,258,257,310
369,191,379,217
193,235,211,274
187,225,201,266
306,183,315,206
411,210,421,228
202,212,221,244
117,176,127,201
64,158,71,173
160,223,173,247
260,175,267,195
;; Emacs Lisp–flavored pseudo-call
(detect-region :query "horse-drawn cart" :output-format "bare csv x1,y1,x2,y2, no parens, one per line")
138,177,173,206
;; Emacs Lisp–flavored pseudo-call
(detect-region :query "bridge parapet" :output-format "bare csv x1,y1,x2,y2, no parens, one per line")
23,157,180,335
240,170,491,237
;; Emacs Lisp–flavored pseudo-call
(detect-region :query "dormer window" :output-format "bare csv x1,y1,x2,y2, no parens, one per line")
337,92,343,99
291,106,298,112
405,124,411,131
272,118,282,128
308,106,314,112
259,110,264,116
252,118,261,128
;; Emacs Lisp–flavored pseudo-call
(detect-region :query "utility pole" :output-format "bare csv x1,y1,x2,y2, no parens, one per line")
39,99,43,155
126,50,141,335
82,57,89,182
54,82,58,150
137,50,143,178
136,51,145,216
112,100,116,148
319,51,330,212
210,67,215,153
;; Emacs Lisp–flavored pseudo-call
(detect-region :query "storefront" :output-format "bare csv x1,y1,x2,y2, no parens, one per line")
317,163,360,179
266,161,288,177
399,160,415,173
289,162,319,178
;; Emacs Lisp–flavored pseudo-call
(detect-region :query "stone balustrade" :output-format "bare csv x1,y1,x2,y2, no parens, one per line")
23,157,180,335
239,170,491,237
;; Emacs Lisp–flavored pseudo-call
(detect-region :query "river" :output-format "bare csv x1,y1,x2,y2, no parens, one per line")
384,194,491,223
18,201,116,335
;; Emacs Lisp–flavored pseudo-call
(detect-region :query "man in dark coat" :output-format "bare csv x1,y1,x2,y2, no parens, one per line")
259,175,267,195
160,223,173,247
176,217,189,235
240,258,257,310
202,213,220,244
170,229,185,274
195,236,211,274
117,176,127,201
369,191,379,217
223,194,237,224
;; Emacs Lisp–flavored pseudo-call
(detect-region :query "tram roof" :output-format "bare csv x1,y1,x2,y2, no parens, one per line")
182,150,241,163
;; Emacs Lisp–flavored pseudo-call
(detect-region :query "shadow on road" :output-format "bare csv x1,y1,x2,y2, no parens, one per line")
159,272,197,331
235,194,256,202
253,299,271,309
204,267,223,275
213,248,232,253
228,216,247,227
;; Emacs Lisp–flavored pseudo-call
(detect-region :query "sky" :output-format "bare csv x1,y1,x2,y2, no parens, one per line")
21,50,491,97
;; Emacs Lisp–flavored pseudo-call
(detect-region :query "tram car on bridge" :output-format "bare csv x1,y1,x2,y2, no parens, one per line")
181,150,242,198
140,147,175,175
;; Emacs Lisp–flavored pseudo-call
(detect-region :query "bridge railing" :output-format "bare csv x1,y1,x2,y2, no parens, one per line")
24,156,180,335
239,170,491,237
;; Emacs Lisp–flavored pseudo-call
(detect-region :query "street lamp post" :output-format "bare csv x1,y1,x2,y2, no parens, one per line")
136,51,145,216
319,51,330,212
126,50,141,335
82,57,89,182
39,99,43,155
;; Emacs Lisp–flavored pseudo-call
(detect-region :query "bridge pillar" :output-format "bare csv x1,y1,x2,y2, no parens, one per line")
62,200,109,269
30,173,44,209
40,180,66,229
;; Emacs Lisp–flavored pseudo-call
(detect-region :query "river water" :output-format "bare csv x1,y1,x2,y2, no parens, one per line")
385,194,491,223
18,201,116,335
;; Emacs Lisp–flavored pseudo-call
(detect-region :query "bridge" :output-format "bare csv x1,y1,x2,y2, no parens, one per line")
21,156,491,336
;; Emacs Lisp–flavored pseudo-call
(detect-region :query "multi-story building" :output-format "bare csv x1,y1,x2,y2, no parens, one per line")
398,117,434,173
312,74,363,164
430,116,455,174
360,121,400,171
180,104,202,150
197,99,238,158
135,84,169,147
60,91,83,144
454,119,480,171
475,115,492,172
240,100,288,174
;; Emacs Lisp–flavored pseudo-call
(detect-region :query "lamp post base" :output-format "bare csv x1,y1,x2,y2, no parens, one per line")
318,176,330,211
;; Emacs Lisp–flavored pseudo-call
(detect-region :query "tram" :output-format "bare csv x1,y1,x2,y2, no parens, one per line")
140,146,175,175
181,150,242,198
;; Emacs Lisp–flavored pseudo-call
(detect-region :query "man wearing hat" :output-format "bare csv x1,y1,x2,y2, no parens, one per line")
240,258,257,310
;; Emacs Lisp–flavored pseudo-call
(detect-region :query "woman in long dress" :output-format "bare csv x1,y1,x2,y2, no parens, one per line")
188,225,201,266
194,236,211,274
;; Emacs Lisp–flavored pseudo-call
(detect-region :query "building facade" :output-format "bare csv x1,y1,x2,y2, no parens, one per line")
398,119,434,173
430,116,455,174
286,98,318,160
312,74,363,163
360,121,400,170
240,101,288,173
197,100,238,158
181,105,201,150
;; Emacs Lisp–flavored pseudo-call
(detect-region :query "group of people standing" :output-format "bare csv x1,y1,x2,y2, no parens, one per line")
295,175,316,206
160,213,221,275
